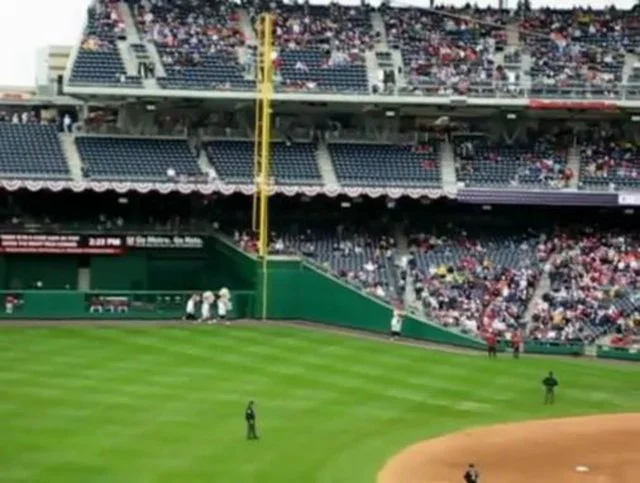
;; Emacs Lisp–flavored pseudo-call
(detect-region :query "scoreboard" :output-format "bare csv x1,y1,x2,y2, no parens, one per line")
0,234,204,254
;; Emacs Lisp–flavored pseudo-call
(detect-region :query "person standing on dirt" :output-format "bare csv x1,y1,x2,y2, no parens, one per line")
464,463,479,483
542,371,559,405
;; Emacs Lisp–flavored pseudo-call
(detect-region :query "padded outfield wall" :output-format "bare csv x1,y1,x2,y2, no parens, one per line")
0,235,254,291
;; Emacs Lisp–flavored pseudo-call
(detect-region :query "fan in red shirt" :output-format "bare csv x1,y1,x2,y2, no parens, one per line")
486,331,498,359
512,330,523,359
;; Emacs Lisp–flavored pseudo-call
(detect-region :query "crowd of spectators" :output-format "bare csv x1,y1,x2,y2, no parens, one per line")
69,1,640,95
246,0,375,51
579,129,640,189
137,0,244,70
522,9,626,91
528,231,640,344
402,229,547,337
231,220,640,349
455,128,573,189
81,0,125,51
234,227,400,301
385,7,509,95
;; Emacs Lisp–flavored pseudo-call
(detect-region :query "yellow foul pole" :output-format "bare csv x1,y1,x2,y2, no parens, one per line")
254,13,274,320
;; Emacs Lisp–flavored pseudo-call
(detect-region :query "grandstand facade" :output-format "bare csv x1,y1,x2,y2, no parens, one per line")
0,0,638,354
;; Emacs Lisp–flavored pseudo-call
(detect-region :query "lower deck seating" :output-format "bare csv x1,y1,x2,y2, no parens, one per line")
206,141,322,185
76,137,200,180
329,142,441,187
0,123,70,179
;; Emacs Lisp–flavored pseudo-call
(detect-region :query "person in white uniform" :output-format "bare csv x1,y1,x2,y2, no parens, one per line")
183,293,199,321
390,309,403,340
217,288,232,325
200,291,215,324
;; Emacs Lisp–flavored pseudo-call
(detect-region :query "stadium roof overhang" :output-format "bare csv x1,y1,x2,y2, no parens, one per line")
63,85,637,119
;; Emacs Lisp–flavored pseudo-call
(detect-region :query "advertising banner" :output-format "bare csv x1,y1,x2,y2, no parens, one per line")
0,234,205,254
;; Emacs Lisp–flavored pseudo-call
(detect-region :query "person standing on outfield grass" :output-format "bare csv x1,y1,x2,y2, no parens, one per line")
245,400,259,440
183,293,199,321
217,288,232,325
199,291,215,324
390,309,403,340
542,371,559,405
486,331,498,358
512,330,522,359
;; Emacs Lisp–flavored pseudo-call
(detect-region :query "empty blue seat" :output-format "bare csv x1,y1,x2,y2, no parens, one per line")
76,137,200,180
0,123,70,179
329,142,441,187
206,141,322,185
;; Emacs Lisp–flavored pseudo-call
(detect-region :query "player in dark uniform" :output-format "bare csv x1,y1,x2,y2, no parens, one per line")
464,463,479,483
542,371,559,405
245,400,259,440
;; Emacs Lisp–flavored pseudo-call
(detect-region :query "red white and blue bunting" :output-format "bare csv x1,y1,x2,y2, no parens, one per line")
0,179,456,199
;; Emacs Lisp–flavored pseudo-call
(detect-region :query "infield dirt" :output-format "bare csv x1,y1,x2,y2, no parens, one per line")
378,413,640,483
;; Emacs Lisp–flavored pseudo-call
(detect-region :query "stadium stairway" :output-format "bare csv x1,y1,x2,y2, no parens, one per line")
567,145,581,189
522,259,553,328
316,141,339,186
61,133,84,182
365,51,380,90
393,222,409,253
197,148,218,180
118,2,141,44
119,2,165,87
140,41,167,80
238,9,258,46
370,11,389,49
520,50,533,90
116,41,139,78
493,50,506,71
506,21,520,47
440,139,457,190
623,53,638,84
236,47,253,81
390,50,407,90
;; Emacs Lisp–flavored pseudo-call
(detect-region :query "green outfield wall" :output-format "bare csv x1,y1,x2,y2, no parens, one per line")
596,345,640,362
0,290,255,320
0,237,254,291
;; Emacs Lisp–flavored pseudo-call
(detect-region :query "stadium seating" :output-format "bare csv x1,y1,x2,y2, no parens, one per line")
522,10,625,98
265,2,374,48
454,134,570,188
69,1,142,87
406,229,544,335
135,0,252,90
237,224,639,343
329,142,441,187
385,7,507,96
579,136,640,190
206,140,322,185
236,228,400,300
277,48,369,93
0,123,70,179
263,2,373,92
75,137,201,180
528,232,640,342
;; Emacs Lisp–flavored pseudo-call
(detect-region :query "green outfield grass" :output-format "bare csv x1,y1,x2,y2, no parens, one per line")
0,324,639,483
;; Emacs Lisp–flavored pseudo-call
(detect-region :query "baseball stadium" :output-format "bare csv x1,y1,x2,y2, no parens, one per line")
1,0,640,481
